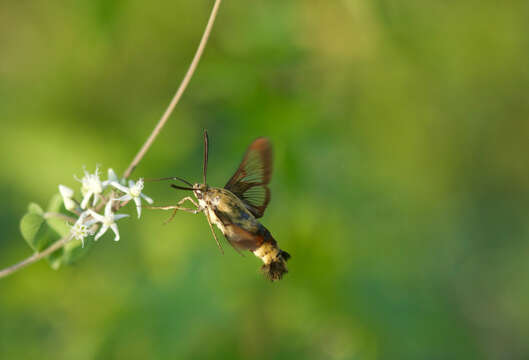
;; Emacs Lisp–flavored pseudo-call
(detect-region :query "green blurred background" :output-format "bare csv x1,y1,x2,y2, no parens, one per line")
1,0,529,359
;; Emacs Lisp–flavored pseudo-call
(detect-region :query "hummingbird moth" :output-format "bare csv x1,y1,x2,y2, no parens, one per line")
149,131,290,281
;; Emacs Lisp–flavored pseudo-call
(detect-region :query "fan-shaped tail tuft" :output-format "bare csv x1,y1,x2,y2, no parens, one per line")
260,250,290,281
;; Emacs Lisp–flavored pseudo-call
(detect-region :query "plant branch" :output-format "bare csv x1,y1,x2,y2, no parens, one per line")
0,0,223,279
43,212,77,223
122,0,223,179
0,235,73,279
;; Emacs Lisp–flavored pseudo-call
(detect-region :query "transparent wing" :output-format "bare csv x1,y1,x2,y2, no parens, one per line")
225,137,272,218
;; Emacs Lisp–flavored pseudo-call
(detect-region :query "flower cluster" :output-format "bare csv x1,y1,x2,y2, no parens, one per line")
59,167,153,246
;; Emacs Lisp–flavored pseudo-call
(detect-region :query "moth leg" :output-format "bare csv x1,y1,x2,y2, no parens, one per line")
205,212,224,254
163,208,180,225
145,205,197,213
160,197,200,223
177,196,199,208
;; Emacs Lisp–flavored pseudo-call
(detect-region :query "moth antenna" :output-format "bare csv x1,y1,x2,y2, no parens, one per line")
170,184,195,191
145,176,193,186
203,129,209,185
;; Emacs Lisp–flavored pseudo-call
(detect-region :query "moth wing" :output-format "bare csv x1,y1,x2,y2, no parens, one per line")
225,137,272,218
224,224,264,251
213,209,265,253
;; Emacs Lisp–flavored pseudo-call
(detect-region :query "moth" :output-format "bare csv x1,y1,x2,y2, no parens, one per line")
149,131,290,281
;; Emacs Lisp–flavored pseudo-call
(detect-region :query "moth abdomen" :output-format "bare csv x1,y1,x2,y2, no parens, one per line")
253,234,290,282
259,249,289,281
279,250,291,261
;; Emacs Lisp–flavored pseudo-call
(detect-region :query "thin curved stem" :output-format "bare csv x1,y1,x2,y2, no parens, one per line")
0,0,223,279
123,0,223,179
43,212,77,223
0,235,73,279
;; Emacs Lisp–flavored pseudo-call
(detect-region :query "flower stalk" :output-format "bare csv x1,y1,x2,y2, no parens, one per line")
0,0,223,279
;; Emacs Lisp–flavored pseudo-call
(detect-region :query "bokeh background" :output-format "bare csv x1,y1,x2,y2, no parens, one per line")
1,0,529,359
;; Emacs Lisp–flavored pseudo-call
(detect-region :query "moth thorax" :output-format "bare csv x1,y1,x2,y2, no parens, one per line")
253,242,280,265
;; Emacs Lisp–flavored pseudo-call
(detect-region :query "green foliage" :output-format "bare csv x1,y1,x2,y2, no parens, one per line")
2,0,529,359
19,195,91,270
48,194,93,265
21,203,53,251
46,194,71,237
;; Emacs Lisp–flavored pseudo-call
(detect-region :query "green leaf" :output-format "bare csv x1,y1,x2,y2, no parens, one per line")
62,237,93,265
46,218,71,238
20,199,69,267
27,202,43,215
20,195,97,270
47,248,65,270
47,193,63,213
46,194,71,237
20,213,45,250
20,212,62,252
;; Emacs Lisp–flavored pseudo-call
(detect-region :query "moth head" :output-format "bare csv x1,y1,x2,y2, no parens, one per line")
193,183,208,199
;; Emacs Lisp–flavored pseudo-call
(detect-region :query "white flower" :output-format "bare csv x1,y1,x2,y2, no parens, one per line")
70,212,94,247
102,168,120,188
111,178,153,218
77,167,103,209
59,184,77,211
86,200,129,241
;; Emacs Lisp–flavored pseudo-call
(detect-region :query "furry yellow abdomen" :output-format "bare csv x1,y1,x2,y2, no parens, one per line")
253,242,280,265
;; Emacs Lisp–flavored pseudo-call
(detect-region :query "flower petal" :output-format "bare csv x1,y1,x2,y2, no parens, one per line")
113,214,130,221
110,223,120,241
134,197,142,218
117,194,132,202
84,219,97,227
80,191,93,209
95,224,109,241
59,185,74,198
111,181,129,193
107,168,119,183
64,198,77,211
87,209,105,222
78,211,90,221
92,193,99,207
140,193,154,204
104,200,114,217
